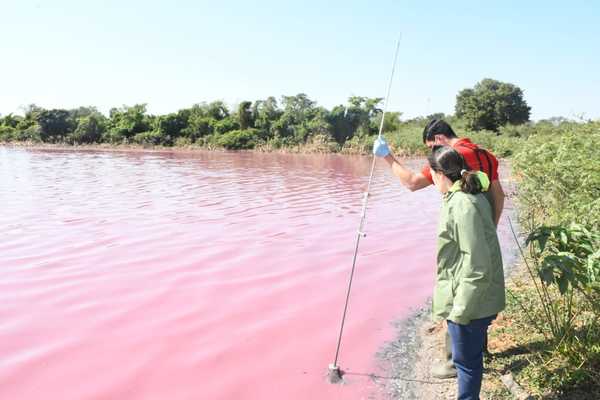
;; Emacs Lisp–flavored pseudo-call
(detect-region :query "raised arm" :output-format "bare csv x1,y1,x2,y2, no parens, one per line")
383,154,432,192
373,137,432,192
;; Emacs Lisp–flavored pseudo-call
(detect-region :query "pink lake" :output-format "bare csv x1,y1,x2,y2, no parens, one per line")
0,147,515,399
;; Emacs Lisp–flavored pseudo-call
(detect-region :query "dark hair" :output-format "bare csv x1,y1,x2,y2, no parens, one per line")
428,145,483,194
422,119,457,144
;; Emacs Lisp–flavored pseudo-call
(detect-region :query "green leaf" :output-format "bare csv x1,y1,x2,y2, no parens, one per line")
538,234,549,253
560,230,569,247
558,274,569,294
539,267,554,285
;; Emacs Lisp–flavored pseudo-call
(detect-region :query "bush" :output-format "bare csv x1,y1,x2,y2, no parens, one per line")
214,117,240,135
181,116,215,141
302,133,340,153
261,135,292,150
102,130,127,144
132,130,169,146
1,125,43,142
0,126,17,141
157,113,187,139
387,123,430,156
70,115,103,144
174,137,193,147
108,104,152,141
513,124,600,228
498,124,527,138
19,125,43,142
507,120,600,395
340,133,374,155
36,109,74,142
216,129,258,149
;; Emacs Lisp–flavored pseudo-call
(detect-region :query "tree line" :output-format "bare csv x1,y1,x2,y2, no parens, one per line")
0,78,532,149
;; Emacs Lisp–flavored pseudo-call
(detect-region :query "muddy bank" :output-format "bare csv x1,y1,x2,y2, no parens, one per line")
376,303,455,399
1,141,364,155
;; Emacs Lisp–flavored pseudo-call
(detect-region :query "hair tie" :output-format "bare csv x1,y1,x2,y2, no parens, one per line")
460,169,467,176
476,171,490,191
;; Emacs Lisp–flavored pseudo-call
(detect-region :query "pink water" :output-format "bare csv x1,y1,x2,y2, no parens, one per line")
0,147,514,399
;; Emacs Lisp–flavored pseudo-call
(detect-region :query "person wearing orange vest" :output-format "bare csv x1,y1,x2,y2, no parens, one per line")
374,119,505,225
372,119,506,379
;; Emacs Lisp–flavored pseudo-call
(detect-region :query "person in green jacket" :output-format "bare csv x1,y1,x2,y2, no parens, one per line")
428,145,505,400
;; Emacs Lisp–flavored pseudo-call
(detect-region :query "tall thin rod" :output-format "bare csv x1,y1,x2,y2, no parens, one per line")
331,35,402,370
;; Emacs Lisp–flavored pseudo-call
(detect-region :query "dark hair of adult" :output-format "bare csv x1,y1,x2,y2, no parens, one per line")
428,145,483,194
422,119,458,144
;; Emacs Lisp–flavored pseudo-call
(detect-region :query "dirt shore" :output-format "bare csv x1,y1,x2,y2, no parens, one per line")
377,305,456,399
378,304,517,399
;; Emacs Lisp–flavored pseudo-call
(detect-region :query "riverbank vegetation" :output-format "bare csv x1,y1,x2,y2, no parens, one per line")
0,78,536,154
484,125,600,399
0,94,398,151
1,98,593,158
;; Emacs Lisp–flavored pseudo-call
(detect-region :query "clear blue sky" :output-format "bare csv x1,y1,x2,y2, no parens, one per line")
1,0,599,120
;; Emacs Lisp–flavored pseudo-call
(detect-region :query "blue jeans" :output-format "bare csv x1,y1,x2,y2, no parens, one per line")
447,315,496,400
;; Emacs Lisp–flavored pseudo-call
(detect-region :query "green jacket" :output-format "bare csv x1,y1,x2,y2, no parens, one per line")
432,185,505,325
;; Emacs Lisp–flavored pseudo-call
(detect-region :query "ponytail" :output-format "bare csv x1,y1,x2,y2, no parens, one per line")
459,169,483,194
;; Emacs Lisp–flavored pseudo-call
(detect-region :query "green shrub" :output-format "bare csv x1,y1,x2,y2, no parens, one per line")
0,126,17,141
340,133,373,155
385,123,429,156
174,137,193,147
513,124,600,228
303,133,340,153
19,125,42,142
102,130,127,144
214,117,240,135
261,135,293,150
216,129,257,149
497,122,550,138
70,115,103,144
507,120,600,394
1,125,43,142
132,130,169,146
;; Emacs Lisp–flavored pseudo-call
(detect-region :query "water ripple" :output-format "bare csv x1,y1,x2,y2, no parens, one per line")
0,147,518,400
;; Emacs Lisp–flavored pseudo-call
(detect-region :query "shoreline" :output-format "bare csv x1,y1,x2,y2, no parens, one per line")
1,140,426,158
376,303,455,399
1,141,244,155
0,141,360,155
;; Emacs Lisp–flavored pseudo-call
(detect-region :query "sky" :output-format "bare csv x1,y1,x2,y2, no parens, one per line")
1,0,599,120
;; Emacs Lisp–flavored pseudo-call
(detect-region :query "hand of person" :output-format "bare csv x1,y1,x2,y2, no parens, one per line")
372,137,390,157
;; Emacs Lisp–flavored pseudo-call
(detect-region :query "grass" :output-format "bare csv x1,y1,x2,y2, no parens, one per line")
482,268,600,399
479,121,600,399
